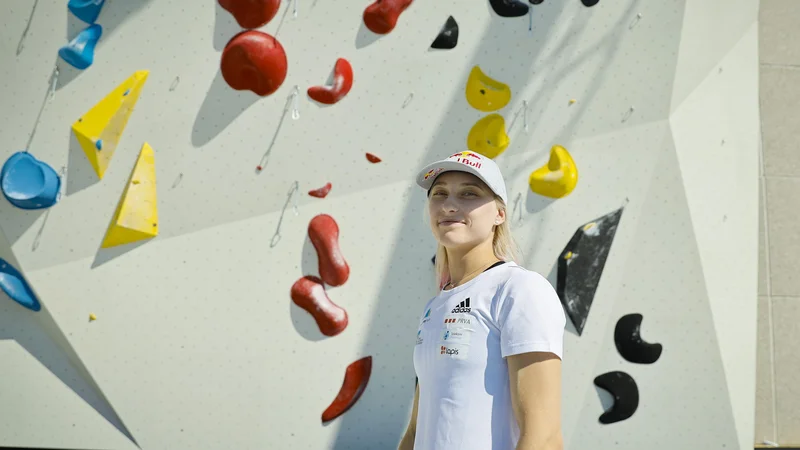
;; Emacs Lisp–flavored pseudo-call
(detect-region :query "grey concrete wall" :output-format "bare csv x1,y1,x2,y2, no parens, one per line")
757,0,800,445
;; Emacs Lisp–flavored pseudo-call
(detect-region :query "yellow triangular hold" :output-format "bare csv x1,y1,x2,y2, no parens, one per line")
101,142,158,249
72,70,149,180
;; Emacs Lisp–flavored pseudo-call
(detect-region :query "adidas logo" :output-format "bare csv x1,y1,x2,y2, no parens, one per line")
451,298,471,313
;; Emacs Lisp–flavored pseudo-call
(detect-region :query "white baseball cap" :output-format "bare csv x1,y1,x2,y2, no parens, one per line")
415,151,509,205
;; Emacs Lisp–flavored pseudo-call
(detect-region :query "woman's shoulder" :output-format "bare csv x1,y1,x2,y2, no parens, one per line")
500,261,550,284
497,262,555,296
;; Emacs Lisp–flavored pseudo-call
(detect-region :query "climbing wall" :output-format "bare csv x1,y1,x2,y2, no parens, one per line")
0,0,759,449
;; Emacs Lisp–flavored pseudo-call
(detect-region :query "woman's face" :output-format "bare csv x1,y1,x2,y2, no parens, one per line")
427,171,505,249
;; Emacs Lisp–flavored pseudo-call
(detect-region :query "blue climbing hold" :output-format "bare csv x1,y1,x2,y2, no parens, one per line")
0,258,41,312
67,0,106,24
1,152,62,210
58,23,102,70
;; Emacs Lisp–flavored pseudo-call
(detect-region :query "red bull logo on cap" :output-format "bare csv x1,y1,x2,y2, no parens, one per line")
423,167,445,180
449,151,483,169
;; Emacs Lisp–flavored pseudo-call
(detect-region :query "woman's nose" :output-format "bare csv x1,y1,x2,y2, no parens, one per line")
441,197,459,211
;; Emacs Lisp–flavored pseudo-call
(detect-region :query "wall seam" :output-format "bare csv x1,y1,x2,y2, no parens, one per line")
757,78,779,443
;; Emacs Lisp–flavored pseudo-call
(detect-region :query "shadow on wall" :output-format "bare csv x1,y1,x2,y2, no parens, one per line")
501,0,644,196
55,0,155,91
0,201,48,247
191,70,261,148
0,298,138,447
329,0,639,447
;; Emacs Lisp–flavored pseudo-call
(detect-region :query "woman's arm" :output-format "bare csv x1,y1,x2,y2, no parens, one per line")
397,382,420,450
507,351,564,450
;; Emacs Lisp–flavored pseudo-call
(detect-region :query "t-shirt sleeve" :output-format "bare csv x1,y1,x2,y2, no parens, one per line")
495,270,566,359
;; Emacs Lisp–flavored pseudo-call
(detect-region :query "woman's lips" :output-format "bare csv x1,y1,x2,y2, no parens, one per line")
439,220,464,226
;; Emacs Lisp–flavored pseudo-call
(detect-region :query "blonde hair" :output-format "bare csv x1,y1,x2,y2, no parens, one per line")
429,196,523,291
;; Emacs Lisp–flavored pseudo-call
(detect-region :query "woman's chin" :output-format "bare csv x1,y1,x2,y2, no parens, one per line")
437,234,473,248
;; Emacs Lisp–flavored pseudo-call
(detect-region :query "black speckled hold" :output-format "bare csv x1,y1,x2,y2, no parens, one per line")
489,0,529,18
431,16,459,50
556,206,624,335
614,313,663,364
529,0,544,4
582,0,600,6
594,371,639,424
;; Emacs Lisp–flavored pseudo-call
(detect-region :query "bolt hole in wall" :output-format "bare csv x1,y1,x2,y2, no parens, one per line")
0,0,761,448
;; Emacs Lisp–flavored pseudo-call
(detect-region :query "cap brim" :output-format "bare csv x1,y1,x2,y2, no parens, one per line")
415,159,492,192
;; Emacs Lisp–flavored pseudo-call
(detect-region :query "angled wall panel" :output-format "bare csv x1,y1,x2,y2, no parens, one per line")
670,22,761,450
671,0,760,112
568,140,739,448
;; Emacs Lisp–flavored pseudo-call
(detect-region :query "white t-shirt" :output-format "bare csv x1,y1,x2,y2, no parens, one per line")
412,261,566,450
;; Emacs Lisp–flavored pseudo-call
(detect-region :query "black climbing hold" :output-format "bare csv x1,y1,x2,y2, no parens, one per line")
529,0,544,4
431,16,459,50
614,313,662,364
489,0,530,18
594,371,638,424
556,206,624,335
581,0,599,6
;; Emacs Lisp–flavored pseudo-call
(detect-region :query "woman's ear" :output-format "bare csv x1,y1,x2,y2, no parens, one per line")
495,208,506,225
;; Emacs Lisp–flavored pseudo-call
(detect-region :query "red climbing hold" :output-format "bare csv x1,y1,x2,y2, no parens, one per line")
218,0,281,29
308,214,350,287
308,58,354,105
322,356,373,422
309,182,332,198
221,30,287,97
290,275,348,337
363,0,414,35
365,153,381,163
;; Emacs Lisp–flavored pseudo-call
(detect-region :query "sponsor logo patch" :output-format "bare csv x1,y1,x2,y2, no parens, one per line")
441,327,472,345
450,298,471,314
421,308,431,324
439,343,469,360
444,314,472,326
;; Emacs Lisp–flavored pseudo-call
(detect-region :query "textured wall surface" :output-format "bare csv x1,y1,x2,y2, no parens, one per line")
0,0,759,449
756,0,800,446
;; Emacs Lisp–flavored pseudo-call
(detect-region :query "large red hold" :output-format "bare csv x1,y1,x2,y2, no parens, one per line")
363,0,414,35
221,30,287,97
322,356,373,422
290,275,348,337
218,0,281,29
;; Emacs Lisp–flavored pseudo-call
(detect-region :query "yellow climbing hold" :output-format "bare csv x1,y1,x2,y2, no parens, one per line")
467,114,509,159
101,142,158,248
89,313,97,321
563,251,573,260
72,70,150,179
465,66,511,112
528,145,579,198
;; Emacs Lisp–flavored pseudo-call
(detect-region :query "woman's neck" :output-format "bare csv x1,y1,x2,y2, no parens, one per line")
445,240,500,289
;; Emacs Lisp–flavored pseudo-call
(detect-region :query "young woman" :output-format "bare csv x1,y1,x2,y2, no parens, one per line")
398,151,566,450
